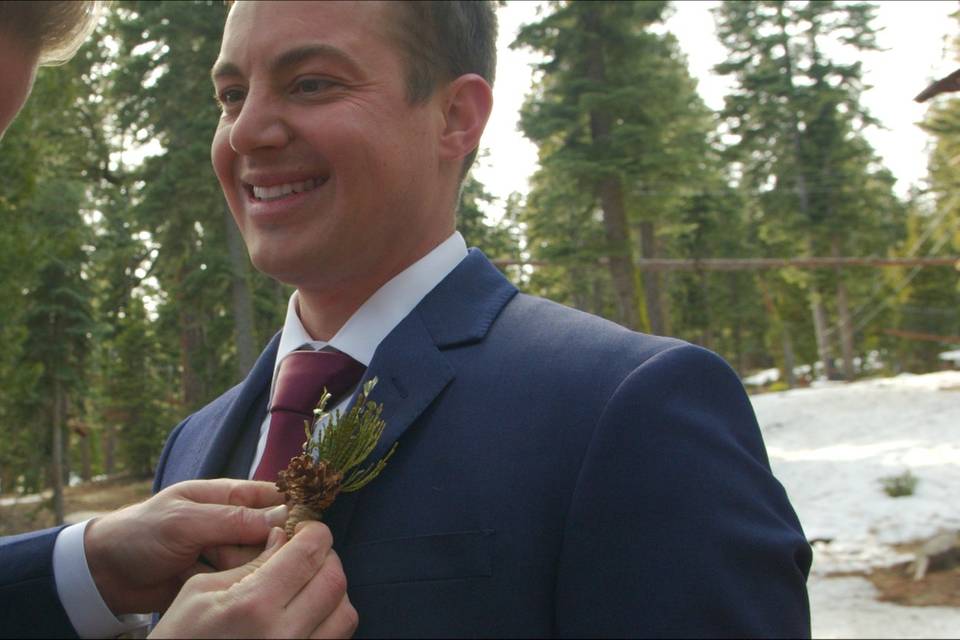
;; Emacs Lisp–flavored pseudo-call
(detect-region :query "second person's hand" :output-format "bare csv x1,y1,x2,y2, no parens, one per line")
150,521,358,639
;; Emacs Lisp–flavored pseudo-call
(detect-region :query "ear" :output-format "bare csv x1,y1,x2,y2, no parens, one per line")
437,73,494,164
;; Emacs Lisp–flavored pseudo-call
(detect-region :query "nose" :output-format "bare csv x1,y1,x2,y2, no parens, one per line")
228,90,292,154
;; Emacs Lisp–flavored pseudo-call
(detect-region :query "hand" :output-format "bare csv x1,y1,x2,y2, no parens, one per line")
84,478,288,615
149,522,358,639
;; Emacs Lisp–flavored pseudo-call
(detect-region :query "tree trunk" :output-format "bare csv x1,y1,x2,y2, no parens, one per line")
569,265,589,313
809,284,839,380
595,182,639,330
177,261,207,410
831,238,856,380
698,270,714,350
835,279,855,379
224,203,256,378
1,466,14,494
103,425,116,475
584,15,639,331
51,377,65,525
727,273,745,372
759,276,796,388
778,5,838,381
781,326,797,388
639,221,665,335
80,431,92,481
591,270,606,318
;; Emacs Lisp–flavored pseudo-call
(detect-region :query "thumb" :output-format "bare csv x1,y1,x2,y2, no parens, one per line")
180,527,287,587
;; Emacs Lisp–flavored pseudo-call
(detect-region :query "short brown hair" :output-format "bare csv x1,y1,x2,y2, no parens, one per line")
0,1,102,65
386,1,497,177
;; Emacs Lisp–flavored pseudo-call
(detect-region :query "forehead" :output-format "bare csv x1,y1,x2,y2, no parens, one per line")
218,0,396,72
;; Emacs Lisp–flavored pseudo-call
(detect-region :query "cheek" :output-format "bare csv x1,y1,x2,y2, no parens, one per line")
0,62,36,136
211,124,236,190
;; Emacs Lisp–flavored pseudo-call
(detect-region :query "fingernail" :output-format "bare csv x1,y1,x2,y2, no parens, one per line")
267,526,283,549
265,504,288,527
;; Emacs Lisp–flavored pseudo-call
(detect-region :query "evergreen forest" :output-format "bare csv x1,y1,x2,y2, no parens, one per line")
2,1,959,520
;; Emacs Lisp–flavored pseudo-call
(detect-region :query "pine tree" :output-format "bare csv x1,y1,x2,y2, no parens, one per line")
457,172,522,271
514,0,716,333
714,0,902,381
0,60,98,515
107,1,282,410
901,10,960,370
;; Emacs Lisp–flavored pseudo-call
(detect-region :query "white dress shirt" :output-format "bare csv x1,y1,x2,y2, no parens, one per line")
53,232,468,638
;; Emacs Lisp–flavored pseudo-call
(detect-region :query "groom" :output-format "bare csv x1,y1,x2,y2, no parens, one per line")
156,0,812,636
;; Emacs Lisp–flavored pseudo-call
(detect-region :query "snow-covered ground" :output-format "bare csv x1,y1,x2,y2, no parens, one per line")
751,370,960,638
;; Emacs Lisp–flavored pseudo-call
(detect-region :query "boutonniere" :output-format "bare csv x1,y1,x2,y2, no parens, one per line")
277,377,397,536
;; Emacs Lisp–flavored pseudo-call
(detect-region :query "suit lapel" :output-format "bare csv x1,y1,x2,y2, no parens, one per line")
325,250,518,541
196,332,280,479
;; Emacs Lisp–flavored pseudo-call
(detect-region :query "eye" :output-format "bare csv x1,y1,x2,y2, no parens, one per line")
216,87,246,109
293,77,336,96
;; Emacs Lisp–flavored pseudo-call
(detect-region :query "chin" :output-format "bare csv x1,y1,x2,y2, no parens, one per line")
248,247,290,282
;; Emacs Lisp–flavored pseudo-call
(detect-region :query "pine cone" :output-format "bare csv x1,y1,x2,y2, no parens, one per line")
276,453,343,536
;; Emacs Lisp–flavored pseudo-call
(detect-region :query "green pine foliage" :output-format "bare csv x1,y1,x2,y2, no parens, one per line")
0,56,98,495
714,0,906,382
458,172,523,274
308,378,397,493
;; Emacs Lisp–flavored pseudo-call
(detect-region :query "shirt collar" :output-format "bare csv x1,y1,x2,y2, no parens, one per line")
272,231,468,382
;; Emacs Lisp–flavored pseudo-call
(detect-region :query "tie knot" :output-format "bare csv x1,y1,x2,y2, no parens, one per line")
271,350,366,416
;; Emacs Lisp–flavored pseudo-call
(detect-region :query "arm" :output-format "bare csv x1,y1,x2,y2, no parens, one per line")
0,527,76,638
555,344,811,638
0,478,285,639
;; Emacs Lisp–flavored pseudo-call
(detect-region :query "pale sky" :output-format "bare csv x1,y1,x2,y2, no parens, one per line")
474,1,959,220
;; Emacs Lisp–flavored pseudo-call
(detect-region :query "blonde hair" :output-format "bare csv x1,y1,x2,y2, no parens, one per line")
0,1,104,65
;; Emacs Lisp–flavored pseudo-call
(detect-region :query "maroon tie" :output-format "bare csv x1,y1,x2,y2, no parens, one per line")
253,350,366,482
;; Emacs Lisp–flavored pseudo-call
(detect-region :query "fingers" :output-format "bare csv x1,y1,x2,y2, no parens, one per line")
286,548,347,621
190,527,288,593
147,534,287,640
178,558,217,585
165,478,285,509
308,593,360,639
159,479,288,551
202,543,266,572
170,500,288,551
150,526,350,639
234,521,337,609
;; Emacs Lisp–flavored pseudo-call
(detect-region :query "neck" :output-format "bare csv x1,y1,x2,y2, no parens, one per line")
294,228,454,341
293,178,461,340
295,288,367,342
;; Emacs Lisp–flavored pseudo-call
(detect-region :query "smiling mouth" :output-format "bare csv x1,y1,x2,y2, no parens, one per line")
244,177,328,202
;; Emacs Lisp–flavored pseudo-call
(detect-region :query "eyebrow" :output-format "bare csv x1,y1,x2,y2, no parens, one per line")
211,44,362,82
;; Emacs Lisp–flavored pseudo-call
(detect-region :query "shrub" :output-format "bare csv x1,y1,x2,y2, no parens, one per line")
880,470,918,497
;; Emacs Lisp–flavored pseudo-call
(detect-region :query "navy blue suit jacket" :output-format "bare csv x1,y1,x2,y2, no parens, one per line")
0,251,810,638
0,527,75,638
153,250,811,638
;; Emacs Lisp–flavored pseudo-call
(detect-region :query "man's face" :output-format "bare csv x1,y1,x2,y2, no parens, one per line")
0,34,40,140
211,1,451,292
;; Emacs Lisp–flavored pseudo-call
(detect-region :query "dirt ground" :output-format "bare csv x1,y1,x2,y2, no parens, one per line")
0,476,153,536
864,561,960,608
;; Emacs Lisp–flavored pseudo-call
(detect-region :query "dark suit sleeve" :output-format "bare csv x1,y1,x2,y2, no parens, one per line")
555,344,811,638
0,527,79,639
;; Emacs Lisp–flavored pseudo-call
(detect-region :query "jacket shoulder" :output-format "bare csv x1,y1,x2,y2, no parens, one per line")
500,292,696,364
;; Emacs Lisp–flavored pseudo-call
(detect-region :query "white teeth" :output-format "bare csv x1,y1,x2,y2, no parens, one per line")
251,177,323,201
